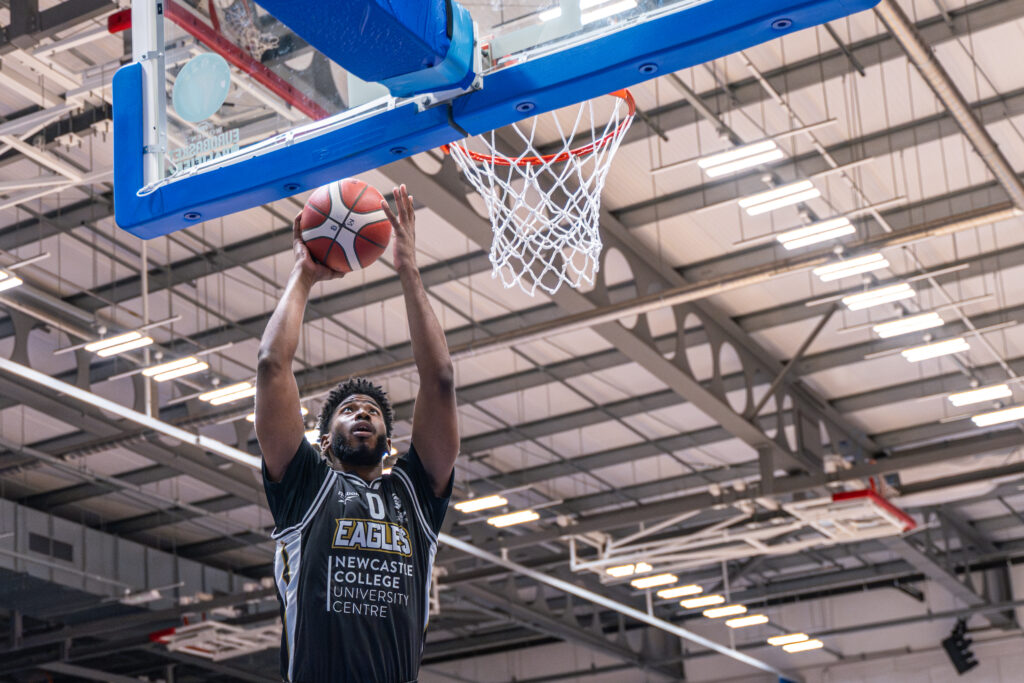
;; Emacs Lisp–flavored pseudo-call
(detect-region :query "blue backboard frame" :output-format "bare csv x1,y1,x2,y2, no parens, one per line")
114,0,880,239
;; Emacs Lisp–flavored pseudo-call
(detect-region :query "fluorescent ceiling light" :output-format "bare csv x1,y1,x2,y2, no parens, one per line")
153,361,209,382
872,312,944,338
776,217,855,250
630,573,677,589
901,337,969,363
767,633,809,646
96,336,154,357
726,614,769,628
606,562,651,578
0,271,23,292
739,181,814,208
698,140,784,178
487,509,540,527
541,0,611,22
783,639,824,653
209,386,257,405
454,495,508,513
84,331,142,352
656,584,702,599
841,283,915,311
143,357,200,377
119,588,163,605
738,180,819,216
948,384,1013,407
745,188,821,216
199,382,252,402
582,0,637,24
812,253,889,282
698,140,779,169
703,604,747,618
971,405,1024,427
680,594,725,609
704,150,785,178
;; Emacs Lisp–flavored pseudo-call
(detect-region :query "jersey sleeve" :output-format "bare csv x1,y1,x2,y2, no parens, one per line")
261,438,331,532
392,443,453,537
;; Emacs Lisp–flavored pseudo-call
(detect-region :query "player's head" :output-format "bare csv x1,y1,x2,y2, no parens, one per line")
317,378,394,468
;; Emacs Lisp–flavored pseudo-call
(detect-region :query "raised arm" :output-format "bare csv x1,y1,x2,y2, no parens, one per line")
382,186,459,496
255,213,343,481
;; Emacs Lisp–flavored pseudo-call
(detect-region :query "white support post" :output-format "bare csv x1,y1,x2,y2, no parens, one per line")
132,0,167,184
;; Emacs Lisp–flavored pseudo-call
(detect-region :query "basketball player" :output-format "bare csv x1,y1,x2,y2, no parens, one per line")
255,184,458,682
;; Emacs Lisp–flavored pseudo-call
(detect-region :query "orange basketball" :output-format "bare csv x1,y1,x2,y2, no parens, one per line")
299,178,392,273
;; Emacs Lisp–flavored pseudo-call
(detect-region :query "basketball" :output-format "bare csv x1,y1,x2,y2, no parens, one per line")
299,178,392,273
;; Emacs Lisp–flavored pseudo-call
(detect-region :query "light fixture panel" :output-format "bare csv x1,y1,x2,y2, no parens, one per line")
948,384,1012,407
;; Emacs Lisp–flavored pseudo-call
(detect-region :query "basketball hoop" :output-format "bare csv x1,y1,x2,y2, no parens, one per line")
443,90,635,296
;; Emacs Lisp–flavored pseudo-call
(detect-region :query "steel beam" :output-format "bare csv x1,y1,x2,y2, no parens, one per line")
146,648,280,683
477,427,1023,551
878,536,1016,629
616,85,1024,228
609,0,1024,152
38,661,143,683
0,371,264,506
17,465,174,507
876,0,1024,209
0,175,1014,438
376,158,856,471
102,494,246,535
0,0,114,54
455,583,683,681
441,534,799,681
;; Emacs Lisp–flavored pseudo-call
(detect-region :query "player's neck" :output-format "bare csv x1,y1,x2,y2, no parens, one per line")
339,462,382,483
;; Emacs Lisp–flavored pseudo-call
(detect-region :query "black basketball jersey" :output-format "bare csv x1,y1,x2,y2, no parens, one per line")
262,439,451,682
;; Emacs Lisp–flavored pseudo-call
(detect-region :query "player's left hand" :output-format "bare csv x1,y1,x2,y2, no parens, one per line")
381,185,417,273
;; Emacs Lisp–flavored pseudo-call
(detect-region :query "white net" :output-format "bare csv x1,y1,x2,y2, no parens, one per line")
446,91,634,296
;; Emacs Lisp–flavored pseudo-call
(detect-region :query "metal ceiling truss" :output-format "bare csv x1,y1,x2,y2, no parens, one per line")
444,486,1024,595
433,519,1024,661
467,426,1023,554
2,0,1023,677
879,507,1018,630
379,157,871,476
6,324,1022,553
455,582,685,680
2,169,1011,447
1,0,116,55
607,0,1024,153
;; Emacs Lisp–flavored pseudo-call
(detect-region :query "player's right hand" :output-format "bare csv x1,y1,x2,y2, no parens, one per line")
292,212,345,283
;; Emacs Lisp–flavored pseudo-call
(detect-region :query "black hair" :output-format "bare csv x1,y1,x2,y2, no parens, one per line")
316,377,394,438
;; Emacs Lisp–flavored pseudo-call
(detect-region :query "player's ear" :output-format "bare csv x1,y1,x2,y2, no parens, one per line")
385,437,393,456
319,432,331,453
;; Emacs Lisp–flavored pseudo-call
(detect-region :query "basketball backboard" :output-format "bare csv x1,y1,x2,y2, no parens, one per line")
114,0,880,238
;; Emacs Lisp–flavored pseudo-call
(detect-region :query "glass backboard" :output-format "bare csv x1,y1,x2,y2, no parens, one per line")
114,0,880,238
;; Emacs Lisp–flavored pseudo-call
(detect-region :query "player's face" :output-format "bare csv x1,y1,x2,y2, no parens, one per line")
327,394,389,467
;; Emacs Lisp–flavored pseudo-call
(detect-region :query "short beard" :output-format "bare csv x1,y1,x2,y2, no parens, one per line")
330,436,386,468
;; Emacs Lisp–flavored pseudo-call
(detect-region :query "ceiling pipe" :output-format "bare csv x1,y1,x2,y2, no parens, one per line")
875,0,1024,210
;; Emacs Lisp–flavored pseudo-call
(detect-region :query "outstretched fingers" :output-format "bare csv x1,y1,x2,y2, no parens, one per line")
380,198,401,233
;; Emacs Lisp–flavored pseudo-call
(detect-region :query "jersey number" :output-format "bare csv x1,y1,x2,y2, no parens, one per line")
366,491,386,520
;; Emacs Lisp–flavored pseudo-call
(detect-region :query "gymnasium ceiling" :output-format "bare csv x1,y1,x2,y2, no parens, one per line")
1,0,1023,680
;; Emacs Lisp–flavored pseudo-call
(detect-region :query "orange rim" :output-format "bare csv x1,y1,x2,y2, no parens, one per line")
442,90,636,167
